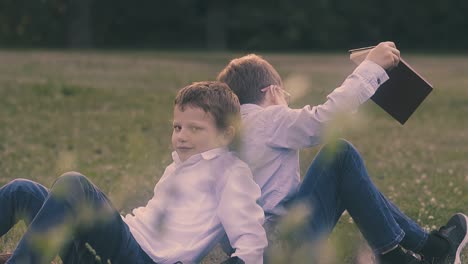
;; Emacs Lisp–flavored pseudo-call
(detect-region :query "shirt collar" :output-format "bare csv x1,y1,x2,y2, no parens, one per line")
241,104,263,115
171,147,229,165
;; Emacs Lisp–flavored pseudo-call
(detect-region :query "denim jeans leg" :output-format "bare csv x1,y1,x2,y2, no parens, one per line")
7,172,155,264
380,195,428,252
0,178,49,237
59,217,155,264
294,139,417,254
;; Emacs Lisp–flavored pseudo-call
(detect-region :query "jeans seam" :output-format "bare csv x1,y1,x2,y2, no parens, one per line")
374,229,405,254
374,182,407,254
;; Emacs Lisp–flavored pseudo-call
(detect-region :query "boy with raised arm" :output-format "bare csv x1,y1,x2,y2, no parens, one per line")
0,82,266,264
217,42,468,264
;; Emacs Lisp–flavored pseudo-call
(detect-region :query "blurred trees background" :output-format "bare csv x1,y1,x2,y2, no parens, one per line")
0,0,466,51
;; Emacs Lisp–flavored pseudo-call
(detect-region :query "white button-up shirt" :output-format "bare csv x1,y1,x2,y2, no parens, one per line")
238,60,389,218
123,148,267,264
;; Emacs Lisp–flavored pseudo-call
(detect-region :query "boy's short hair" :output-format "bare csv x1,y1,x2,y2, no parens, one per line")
174,81,240,131
217,54,283,105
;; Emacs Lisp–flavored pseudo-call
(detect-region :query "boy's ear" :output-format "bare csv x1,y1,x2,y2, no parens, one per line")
222,126,236,144
260,87,275,106
260,85,284,106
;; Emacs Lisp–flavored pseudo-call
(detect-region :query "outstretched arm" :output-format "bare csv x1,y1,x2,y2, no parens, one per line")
263,42,400,149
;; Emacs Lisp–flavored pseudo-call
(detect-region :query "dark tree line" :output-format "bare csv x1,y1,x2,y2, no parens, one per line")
0,0,466,51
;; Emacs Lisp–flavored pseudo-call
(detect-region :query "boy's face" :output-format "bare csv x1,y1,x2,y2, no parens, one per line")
172,105,229,162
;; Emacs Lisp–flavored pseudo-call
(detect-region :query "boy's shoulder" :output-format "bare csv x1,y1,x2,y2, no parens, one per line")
242,104,293,121
208,150,253,183
212,150,251,172
211,150,257,194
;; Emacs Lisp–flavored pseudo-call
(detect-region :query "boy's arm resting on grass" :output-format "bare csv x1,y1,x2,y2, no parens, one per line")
216,163,267,264
265,59,389,149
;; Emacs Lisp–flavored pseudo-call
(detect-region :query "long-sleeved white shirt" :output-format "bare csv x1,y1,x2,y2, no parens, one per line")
123,148,267,264
238,60,389,218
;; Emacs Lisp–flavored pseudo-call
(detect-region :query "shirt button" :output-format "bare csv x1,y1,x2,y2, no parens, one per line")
377,78,381,85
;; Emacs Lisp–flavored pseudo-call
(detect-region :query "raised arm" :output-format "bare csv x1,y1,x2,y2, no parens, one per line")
264,42,400,149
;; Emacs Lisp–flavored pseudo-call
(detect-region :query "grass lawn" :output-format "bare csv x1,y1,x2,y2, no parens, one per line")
0,50,467,263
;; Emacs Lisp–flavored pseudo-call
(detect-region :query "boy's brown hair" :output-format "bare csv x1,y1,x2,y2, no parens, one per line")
217,54,283,105
174,81,240,131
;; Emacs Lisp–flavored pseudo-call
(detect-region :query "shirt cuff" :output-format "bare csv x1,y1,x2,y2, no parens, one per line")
352,60,389,95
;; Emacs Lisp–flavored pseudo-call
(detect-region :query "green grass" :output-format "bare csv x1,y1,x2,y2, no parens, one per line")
0,50,467,263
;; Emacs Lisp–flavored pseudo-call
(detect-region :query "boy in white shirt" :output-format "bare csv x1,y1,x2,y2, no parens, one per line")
217,42,468,264
0,81,267,264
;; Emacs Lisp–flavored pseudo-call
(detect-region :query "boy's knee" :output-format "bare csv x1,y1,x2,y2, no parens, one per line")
323,138,355,154
7,178,37,191
3,178,49,200
59,171,85,179
56,171,87,184
52,171,90,197
318,139,360,165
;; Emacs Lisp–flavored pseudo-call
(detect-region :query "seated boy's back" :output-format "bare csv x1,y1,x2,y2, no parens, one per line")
239,104,301,217
217,46,397,219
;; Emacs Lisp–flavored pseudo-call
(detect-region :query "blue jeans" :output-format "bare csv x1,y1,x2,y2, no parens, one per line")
0,172,155,264
291,139,428,254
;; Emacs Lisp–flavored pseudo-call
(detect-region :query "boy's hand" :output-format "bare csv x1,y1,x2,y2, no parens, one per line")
365,41,400,70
